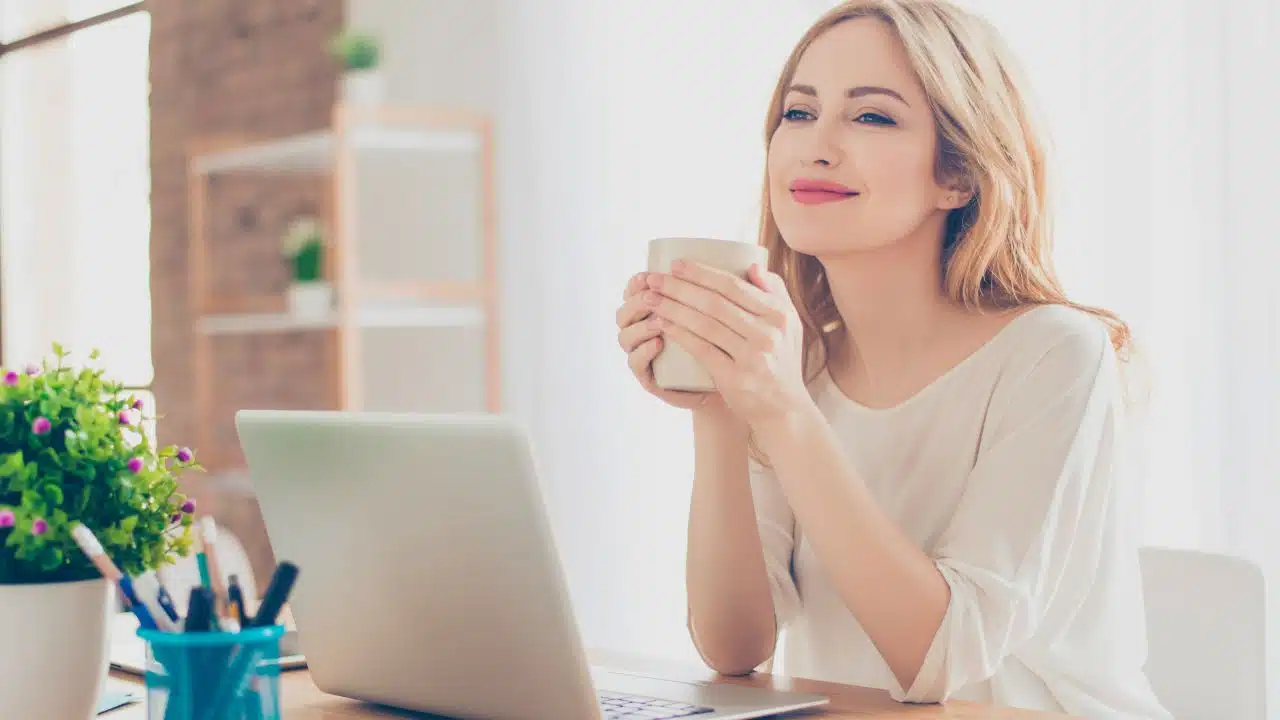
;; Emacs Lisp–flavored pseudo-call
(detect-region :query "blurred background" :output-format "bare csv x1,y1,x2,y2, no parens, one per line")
1,0,1278,693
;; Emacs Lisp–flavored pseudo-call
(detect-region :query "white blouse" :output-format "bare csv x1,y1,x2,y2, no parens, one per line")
751,305,1172,718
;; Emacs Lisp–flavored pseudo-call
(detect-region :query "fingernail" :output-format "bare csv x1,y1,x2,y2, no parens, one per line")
643,291,661,306
646,274,664,289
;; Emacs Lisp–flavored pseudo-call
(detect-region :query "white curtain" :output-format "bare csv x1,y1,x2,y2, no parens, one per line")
0,2,153,389
966,0,1280,705
498,0,1280,680
497,0,832,661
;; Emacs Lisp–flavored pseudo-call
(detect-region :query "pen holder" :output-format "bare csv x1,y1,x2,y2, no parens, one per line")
138,625,284,720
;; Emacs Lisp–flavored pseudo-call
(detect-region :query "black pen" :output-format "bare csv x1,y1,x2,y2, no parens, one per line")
248,561,298,628
162,587,217,720
228,574,248,627
183,587,217,632
206,562,299,720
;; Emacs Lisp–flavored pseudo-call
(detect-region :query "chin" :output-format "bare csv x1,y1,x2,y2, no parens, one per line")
774,215,900,257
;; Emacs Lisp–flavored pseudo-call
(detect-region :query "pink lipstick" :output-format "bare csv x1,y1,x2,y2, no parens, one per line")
789,178,858,205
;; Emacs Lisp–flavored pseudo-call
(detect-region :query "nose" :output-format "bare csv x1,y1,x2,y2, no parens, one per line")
803,117,844,168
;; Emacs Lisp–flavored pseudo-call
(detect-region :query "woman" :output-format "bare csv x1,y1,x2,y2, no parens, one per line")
614,1,1170,717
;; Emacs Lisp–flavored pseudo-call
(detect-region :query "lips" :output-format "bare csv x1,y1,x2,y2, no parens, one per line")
789,178,858,205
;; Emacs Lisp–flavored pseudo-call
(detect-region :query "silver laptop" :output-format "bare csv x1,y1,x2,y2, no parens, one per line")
235,409,828,720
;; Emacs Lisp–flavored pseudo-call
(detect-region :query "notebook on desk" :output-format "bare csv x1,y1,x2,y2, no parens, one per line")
108,612,308,675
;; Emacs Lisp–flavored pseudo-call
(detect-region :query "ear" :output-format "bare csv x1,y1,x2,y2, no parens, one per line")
937,173,975,211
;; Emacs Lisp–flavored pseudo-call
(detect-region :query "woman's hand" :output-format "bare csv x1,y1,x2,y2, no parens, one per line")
642,260,812,429
616,271,727,412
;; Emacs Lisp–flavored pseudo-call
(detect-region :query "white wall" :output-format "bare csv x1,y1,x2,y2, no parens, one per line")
341,1,500,418
346,0,829,659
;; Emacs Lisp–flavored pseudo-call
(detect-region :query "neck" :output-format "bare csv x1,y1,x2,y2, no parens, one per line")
820,215,959,382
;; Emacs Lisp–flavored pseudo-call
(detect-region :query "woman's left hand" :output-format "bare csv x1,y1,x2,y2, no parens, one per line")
642,259,813,430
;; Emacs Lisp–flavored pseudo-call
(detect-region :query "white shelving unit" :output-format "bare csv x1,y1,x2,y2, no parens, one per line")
187,105,500,470
191,127,480,174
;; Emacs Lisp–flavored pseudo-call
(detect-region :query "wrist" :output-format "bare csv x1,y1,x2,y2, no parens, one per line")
749,398,824,456
693,400,747,438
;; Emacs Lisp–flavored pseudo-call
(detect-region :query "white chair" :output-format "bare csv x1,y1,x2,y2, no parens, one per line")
1139,546,1268,719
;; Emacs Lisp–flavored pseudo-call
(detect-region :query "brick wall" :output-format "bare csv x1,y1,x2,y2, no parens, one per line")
148,0,345,586
149,0,343,465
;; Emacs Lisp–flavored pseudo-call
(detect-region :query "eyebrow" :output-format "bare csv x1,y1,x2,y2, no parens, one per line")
786,83,910,106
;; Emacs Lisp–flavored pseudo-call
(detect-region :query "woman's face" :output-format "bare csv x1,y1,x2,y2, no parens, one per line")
767,18,966,257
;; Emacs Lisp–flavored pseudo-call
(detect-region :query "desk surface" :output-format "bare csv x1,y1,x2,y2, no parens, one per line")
105,648,1072,719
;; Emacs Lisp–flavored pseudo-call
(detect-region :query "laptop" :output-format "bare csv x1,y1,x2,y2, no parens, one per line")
235,409,829,720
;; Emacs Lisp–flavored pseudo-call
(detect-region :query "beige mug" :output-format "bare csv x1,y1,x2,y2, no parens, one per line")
646,237,770,392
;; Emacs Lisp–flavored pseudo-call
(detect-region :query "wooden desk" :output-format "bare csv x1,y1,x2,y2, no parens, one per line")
105,649,1073,719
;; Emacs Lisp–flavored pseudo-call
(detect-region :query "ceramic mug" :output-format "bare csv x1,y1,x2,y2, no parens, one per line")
646,237,770,392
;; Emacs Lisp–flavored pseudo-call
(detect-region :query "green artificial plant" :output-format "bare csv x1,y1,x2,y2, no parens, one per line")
329,31,380,71
282,216,325,284
0,344,197,584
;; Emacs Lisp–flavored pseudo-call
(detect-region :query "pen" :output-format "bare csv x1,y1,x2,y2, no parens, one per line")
129,572,179,632
203,560,298,720
174,587,220,720
248,561,298,628
183,587,217,633
194,530,212,589
151,573,182,623
199,516,228,610
228,574,248,626
70,524,158,630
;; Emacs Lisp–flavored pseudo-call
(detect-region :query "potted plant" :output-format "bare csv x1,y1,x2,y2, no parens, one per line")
282,214,332,320
0,344,198,719
330,30,383,105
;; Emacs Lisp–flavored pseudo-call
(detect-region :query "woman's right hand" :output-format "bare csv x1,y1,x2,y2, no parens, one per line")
617,271,725,412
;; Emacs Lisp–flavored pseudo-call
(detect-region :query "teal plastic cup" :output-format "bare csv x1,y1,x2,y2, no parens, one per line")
138,624,284,720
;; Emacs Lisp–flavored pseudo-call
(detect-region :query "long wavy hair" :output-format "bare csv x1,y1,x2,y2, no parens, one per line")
761,0,1132,389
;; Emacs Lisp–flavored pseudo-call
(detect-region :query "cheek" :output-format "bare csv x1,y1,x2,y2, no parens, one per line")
766,137,792,195
858,135,938,202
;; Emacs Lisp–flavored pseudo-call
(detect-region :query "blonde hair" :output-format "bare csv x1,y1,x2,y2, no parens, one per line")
759,0,1131,387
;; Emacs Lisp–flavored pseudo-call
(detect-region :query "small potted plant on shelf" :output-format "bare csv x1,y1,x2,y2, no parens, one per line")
0,344,198,719
282,214,332,320
330,29,383,105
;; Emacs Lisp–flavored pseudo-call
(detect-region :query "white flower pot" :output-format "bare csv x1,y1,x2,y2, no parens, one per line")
343,69,385,105
0,578,114,719
288,282,333,320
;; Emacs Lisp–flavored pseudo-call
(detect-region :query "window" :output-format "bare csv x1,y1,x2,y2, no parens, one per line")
0,1,152,439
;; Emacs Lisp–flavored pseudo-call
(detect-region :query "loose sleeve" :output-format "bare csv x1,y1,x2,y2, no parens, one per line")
749,456,803,631
891,326,1122,703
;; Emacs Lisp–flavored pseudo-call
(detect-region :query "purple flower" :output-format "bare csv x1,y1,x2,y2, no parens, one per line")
127,457,144,473
31,518,48,535
170,513,182,524
132,397,145,411
181,499,196,514
3,370,18,386
177,447,194,463
31,417,52,435
24,363,40,376
118,409,134,426
0,510,14,528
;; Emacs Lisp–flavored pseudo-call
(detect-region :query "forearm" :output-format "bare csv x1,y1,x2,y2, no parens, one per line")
685,407,778,675
754,403,950,691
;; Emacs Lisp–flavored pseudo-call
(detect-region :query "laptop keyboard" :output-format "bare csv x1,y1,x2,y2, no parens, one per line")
598,689,714,719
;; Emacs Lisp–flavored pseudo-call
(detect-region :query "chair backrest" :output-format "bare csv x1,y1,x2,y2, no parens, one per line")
1139,546,1268,720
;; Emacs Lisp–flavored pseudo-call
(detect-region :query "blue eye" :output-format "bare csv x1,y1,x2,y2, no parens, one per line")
855,112,895,126
782,108,814,122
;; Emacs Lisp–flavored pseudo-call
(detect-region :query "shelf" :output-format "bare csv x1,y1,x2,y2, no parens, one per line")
197,301,484,336
192,126,480,175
